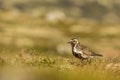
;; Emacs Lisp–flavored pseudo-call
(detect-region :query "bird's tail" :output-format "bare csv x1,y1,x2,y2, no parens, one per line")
92,53,103,57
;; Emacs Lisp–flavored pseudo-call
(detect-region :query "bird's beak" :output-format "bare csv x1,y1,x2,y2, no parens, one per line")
68,40,72,44
68,41,71,44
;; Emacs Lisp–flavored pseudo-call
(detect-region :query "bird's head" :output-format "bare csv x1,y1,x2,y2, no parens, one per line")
68,38,79,45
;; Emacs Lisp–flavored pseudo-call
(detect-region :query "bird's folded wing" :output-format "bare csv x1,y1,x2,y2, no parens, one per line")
81,53,88,59
82,47,94,56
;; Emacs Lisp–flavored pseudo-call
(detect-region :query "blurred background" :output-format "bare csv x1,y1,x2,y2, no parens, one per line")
0,0,120,80
0,0,120,57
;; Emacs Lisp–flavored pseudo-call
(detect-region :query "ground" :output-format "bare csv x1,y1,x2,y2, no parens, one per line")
0,49,120,80
0,1,120,80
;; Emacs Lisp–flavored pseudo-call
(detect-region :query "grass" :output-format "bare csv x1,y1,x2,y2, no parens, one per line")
0,3,120,80
0,49,120,80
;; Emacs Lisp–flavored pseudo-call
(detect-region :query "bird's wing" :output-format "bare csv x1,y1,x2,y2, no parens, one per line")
75,44,90,58
80,45,94,56
76,43,103,58
81,45,103,57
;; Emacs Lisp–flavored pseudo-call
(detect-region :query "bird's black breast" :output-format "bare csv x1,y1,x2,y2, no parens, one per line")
72,51,83,59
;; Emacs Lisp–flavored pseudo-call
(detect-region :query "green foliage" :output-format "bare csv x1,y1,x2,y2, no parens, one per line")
0,50,120,80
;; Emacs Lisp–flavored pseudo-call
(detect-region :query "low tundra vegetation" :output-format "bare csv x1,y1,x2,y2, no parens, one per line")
0,49,120,80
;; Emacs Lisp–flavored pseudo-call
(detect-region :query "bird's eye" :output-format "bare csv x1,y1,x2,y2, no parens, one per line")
73,40,76,42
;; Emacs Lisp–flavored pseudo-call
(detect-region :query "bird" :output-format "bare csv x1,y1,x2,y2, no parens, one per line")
68,38,103,60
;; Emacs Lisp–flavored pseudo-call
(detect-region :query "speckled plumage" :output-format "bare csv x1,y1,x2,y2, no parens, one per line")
68,38,103,60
